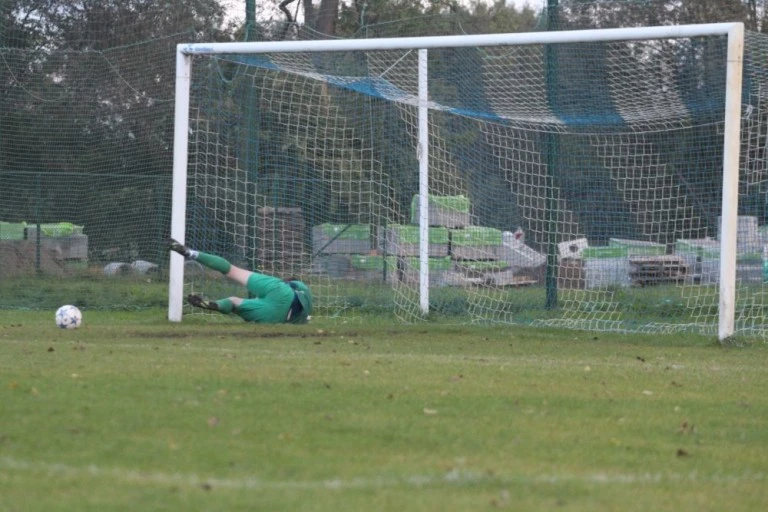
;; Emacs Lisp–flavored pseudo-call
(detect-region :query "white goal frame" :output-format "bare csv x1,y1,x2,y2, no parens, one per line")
169,23,745,341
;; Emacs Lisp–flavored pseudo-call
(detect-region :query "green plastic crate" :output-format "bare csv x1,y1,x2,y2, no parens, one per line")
410,195,471,227
451,227,503,247
349,255,391,271
451,227,503,260
386,225,449,244
608,238,666,256
384,225,449,257
312,224,372,255
456,260,510,272
581,246,628,259
411,195,470,214
349,255,454,272
0,221,27,240
24,222,84,238
675,239,720,260
401,256,453,271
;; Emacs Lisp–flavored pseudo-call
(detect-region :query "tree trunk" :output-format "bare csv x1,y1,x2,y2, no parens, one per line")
315,0,339,36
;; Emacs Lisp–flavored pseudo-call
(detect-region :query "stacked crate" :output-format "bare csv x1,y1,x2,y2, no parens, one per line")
410,194,471,228
346,255,454,284
0,221,88,276
312,223,374,279
558,237,677,289
311,194,543,287
383,224,449,257
451,226,504,261
409,194,539,286
24,223,88,270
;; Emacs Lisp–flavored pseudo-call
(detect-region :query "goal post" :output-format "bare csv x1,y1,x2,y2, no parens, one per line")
169,23,748,341
169,50,192,322
718,22,745,341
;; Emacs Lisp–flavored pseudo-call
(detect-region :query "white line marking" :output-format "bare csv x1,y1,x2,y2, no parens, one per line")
1,457,765,490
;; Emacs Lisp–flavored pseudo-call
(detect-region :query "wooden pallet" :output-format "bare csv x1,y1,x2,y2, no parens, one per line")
629,255,687,286
257,207,307,274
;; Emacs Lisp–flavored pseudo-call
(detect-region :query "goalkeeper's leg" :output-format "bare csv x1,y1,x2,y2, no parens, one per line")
169,238,251,284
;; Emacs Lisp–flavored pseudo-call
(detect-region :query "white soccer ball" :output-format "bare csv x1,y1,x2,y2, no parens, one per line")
55,305,82,329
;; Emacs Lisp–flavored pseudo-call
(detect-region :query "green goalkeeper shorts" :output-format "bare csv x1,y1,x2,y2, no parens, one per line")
234,272,295,324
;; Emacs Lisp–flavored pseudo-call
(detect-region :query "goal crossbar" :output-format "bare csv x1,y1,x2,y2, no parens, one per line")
178,23,741,54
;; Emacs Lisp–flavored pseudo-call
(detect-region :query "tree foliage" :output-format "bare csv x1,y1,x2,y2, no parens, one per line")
547,0,767,32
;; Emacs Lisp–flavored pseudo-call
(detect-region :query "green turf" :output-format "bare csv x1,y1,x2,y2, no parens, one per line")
0,310,766,511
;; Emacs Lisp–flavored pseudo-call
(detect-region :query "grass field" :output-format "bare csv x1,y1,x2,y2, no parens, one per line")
1,309,767,511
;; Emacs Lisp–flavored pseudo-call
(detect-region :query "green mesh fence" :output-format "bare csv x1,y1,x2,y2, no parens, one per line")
0,4,224,310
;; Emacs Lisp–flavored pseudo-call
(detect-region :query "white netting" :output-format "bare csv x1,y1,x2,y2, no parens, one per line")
180,30,768,336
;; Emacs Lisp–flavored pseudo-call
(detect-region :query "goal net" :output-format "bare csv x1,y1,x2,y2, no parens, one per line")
171,24,768,339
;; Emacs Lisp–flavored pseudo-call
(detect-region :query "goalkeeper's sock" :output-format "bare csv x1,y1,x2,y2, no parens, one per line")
194,252,232,274
215,299,234,314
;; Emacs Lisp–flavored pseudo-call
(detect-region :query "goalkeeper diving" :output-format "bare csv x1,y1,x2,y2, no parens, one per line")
169,239,313,324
